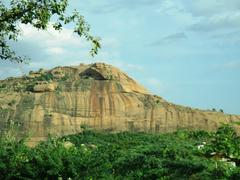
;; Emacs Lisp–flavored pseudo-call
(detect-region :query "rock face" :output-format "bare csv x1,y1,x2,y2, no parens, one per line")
33,81,57,92
0,62,240,146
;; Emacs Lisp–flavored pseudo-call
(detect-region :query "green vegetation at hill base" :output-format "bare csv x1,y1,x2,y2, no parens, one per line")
1,125,240,179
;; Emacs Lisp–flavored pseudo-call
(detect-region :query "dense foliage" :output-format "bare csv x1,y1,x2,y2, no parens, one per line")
0,0,100,63
1,125,240,179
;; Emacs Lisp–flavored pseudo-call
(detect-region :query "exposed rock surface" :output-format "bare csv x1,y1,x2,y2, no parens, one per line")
0,62,240,146
33,81,57,92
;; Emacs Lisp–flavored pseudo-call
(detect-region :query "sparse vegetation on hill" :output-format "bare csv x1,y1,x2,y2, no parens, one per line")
1,125,240,179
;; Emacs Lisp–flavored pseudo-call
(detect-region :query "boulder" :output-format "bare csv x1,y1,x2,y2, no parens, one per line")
51,69,65,79
28,72,42,79
33,81,57,92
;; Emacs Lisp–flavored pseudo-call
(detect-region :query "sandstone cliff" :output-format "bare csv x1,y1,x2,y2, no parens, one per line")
0,63,239,146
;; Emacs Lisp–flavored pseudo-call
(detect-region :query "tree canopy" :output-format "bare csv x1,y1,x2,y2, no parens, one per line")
0,0,101,63
1,125,240,179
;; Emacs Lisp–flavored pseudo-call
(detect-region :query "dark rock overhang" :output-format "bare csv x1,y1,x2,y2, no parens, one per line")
79,68,107,80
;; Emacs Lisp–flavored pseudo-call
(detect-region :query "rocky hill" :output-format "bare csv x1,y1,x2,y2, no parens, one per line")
0,62,240,146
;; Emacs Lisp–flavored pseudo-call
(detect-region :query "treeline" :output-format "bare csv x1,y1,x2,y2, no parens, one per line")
1,125,240,179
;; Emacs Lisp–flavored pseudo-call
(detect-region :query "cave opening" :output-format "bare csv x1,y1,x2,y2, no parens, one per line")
80,69,107,80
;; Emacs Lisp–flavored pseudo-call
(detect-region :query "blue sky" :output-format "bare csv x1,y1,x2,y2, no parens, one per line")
0,0,240,114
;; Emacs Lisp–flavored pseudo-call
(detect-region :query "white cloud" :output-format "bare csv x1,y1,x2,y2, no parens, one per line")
19,24,89,54
154,0,240,32
0,22,122,80
190,11,240,31
12,23,121,68
46,47,65,55
184,0,240,17
155,0,195,27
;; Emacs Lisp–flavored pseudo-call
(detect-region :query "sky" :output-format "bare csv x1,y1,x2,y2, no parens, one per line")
0,0,240,114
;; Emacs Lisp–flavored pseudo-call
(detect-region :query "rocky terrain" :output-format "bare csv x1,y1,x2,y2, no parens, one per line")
0,62,240,146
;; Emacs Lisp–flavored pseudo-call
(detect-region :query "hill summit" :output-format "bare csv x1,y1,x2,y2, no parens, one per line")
0,62,239,145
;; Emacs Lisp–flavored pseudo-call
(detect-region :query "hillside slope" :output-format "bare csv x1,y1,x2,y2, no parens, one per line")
0,62,239,145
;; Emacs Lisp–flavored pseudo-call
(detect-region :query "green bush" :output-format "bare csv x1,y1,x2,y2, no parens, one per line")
0,125,240,179
0,83,7,89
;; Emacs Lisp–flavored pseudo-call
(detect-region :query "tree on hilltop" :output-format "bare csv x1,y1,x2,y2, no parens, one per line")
0,0,101,63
